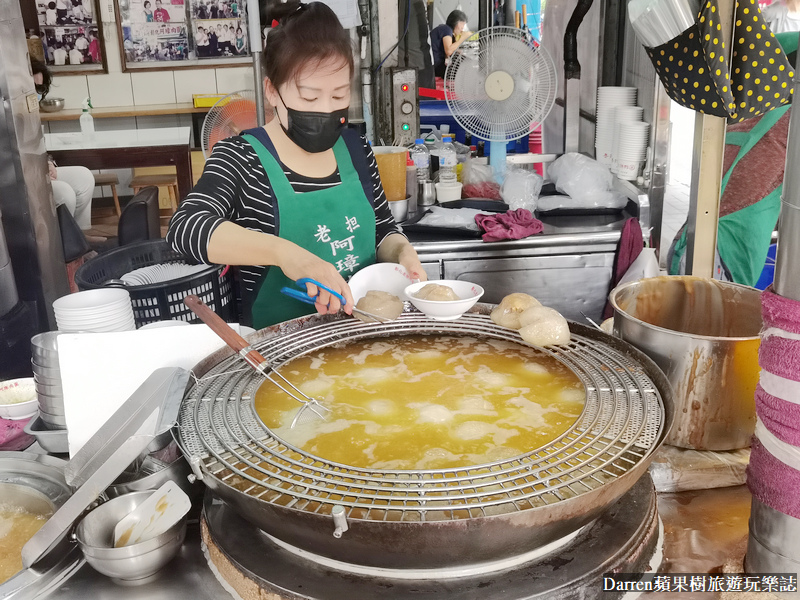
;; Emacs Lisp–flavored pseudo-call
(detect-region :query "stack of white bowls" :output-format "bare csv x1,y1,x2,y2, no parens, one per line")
31,331,66,430
595,87,638,166
53,289,136,333
613,120,650,181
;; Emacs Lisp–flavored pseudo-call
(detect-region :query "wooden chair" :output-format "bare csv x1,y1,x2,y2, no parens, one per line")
129,173,180,225
93,172,122,216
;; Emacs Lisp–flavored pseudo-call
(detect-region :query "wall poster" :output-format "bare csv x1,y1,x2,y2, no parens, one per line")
115,0,250,70
34,0,109,74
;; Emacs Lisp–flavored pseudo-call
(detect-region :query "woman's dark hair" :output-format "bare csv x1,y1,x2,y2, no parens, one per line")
30,58,52,98
48,1,56,8
445,10,468,30
262,1,354,89
144,0,151,6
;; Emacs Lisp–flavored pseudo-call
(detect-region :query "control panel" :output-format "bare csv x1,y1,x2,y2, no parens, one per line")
390,68,418,146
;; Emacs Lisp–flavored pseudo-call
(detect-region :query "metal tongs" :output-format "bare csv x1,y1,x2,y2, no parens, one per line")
280,277,391,323
183,295,331,427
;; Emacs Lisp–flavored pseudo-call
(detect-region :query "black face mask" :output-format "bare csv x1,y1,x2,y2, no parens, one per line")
277,93,349,153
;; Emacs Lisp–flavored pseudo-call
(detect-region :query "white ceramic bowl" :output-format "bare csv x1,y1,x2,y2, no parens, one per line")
0,378,38,420
53,288,131,312
348,263,414,303
139,320,192,330
404,280,484,321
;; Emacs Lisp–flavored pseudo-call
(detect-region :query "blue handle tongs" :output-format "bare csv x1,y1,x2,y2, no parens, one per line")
280,278,390,323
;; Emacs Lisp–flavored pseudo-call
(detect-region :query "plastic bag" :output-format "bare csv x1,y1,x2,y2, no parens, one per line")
547,152,626,209
461,159,502,200
501,168,543,212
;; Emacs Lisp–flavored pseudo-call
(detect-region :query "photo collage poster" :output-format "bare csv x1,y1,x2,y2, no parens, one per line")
37,0,104,67
118,0,248,63
191,0,248,58
122,0,189,61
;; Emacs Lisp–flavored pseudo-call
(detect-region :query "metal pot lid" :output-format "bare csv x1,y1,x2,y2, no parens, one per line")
178,308,673,525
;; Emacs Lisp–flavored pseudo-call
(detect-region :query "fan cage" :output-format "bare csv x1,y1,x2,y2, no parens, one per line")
201,90,261,158
177,312,665,523
444,27,557,142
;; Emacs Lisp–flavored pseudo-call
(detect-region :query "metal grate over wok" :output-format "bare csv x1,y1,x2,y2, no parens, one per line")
177,313,665,523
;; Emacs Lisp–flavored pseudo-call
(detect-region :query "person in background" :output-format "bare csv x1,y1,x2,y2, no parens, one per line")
31,59,103,243
45,2,57,26
762,0,800,33
88,30,101,63
234,26,245,54
81,0,92,19
153,0,170,22
216,23,225,54
68,43,83,65
196,1,208,19
71,1,84,22
430,9,470,79
208,24,218,55
209,0,219,19
143,0,154,21
53,41,67,65
196,26,208,56
55,0,68,23
167,1,426,328
74,32,89,59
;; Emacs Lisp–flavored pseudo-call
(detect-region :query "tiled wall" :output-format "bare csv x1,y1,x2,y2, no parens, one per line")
45,18,255,200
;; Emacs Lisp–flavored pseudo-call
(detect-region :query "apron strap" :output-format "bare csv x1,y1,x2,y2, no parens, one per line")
720,105,790,193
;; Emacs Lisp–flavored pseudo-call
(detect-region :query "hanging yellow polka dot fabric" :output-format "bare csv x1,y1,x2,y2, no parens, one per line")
729,0,793,120
644,0,793,122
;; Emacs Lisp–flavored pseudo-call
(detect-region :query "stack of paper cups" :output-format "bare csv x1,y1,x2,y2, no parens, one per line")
613,121,650,181
611,105,645,174
595,87,638,166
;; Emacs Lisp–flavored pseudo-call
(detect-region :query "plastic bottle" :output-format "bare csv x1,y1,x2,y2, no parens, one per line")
80,97,95,141
411,138,431,183
438,135,457,184
405,152,418,217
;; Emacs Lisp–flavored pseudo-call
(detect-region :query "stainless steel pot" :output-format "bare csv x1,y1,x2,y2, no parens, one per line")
610,276,762,451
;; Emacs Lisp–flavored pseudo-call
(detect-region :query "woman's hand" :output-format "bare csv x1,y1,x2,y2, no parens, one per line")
48,161,57,180
276,241,355,315
396,243,428,282
377,233,427,282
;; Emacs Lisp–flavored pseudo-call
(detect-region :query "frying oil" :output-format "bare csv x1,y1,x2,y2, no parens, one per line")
0,504,50,584
254,335,585,470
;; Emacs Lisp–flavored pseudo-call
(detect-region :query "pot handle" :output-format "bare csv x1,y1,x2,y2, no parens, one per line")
184,294,268,370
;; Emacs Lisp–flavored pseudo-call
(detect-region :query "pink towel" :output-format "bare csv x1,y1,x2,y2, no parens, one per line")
475,209,544,242
0,417,34,451
762,286,800,335
759,334,800,383
755,384,800,447
747,436,800,520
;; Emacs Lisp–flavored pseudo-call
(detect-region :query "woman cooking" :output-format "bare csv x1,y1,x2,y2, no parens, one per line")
167,1,426,329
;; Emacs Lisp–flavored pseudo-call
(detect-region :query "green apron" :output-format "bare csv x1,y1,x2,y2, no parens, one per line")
670,104,789,285
242,133,377,329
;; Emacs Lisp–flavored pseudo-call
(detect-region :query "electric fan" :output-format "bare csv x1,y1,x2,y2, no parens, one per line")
444,27,557,176
201,90,272,158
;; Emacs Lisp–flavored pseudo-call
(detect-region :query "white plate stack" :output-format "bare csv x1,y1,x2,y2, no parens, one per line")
120,263,208,286
613,119,650,181
53,288,136,333
595,87,638,167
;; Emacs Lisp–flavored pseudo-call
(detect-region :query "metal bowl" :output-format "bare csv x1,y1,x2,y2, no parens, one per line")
75,491,187,584
39,98,65,113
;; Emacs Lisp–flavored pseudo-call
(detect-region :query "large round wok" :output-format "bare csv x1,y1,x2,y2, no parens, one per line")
177,306,673,569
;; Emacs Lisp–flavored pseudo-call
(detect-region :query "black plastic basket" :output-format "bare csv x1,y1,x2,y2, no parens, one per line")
74,240,235,327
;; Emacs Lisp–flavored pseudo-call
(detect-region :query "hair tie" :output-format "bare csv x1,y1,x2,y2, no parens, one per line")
271,19,279,28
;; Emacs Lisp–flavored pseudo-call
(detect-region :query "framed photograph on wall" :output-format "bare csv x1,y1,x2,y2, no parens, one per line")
115,0,251,70
34,0,108,74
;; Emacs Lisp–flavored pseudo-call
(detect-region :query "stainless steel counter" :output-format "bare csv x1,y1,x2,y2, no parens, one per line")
408,212,635,322
42,485,754,600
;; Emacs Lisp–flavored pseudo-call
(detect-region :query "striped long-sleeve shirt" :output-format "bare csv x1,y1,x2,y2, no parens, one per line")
166,133,402,297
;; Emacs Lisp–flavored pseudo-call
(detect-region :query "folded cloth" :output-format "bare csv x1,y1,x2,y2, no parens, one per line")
474,209,543,242
0,417,35,451
603,217,645,319
747,436,800,520
762,286,800,336
756,383,800,447
760,333,800,383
